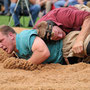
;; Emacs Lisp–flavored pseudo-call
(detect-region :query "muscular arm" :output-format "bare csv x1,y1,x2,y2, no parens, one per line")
72,16,90,54
28,36,50,64
78,17,90,42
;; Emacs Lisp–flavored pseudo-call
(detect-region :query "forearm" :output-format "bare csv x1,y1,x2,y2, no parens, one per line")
28,50,50,64
76,16,90,42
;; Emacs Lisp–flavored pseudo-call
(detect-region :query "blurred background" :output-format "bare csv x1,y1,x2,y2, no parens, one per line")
0,0,90,28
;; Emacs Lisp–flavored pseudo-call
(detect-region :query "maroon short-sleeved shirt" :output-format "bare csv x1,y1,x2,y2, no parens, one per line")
34,6,90,33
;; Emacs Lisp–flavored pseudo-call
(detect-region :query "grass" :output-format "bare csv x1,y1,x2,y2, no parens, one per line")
0,15,39,29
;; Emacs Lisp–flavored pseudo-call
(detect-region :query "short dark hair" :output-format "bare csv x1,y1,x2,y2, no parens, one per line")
0,25,16,35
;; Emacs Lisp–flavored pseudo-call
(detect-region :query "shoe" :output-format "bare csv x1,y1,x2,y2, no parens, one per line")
0,11,4,15
6,12,11,16
15,24,23,27
3,11,11,16
28,24,33,27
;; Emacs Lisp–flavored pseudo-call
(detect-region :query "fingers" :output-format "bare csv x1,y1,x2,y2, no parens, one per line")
72,41,84,54
51,26,66,41
72,45,83,54
51,33,65,40
51,29,63,40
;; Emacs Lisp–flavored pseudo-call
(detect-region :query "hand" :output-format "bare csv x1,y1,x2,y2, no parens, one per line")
51,26,66,40
72,41,84,54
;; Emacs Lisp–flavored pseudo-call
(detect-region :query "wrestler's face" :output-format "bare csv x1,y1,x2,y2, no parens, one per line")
0,32,15,54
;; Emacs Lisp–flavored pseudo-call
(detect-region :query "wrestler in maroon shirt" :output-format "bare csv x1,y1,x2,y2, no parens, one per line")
34,6,90,55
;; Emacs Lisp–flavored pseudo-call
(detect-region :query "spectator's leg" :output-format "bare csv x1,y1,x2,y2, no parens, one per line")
4,0,9,14
46,1,52,13
87,1,90,8
83,1,87,5
29,4,41,27
68,1,79,6
10,3,21,26
54,1,66,8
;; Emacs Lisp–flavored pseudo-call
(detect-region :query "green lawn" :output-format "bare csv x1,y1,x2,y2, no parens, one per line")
0,15,39,28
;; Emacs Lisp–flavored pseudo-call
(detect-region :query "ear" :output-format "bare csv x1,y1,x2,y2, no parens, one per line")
8,32,15,40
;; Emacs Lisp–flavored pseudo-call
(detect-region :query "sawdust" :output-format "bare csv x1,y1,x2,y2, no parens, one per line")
3,57,38,70
0,48,13,63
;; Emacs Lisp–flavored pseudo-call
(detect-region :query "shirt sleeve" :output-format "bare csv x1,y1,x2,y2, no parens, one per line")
28,30,38,51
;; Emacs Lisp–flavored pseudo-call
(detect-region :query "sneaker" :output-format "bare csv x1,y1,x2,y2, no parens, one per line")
0,11,4,15
6,12,11,16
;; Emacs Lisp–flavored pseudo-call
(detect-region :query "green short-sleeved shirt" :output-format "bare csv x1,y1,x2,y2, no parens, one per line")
16,30,63,64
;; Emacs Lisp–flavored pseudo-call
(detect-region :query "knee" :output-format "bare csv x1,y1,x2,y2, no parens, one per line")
10,3,16,13
10,3,16,9
54,2,60,8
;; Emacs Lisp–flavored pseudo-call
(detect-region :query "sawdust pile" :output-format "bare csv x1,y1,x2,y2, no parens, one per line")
3,57,38,70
